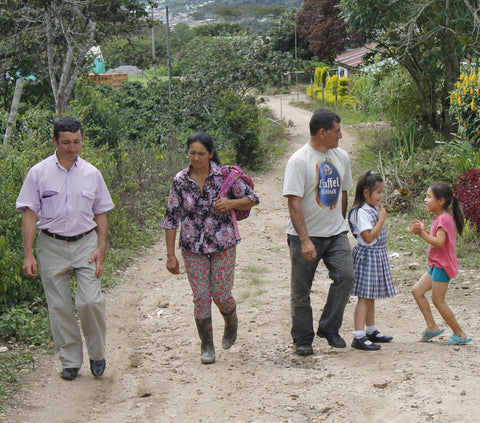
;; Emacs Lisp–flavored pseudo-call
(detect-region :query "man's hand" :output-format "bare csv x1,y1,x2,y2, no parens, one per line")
23,252,38,277
89,247,106,279
301,239,317,262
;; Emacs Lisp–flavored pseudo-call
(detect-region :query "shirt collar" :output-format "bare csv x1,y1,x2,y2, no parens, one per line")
53,150,80,170
185,160,222,177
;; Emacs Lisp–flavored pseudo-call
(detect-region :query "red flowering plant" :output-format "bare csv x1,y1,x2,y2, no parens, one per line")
453,169,480,243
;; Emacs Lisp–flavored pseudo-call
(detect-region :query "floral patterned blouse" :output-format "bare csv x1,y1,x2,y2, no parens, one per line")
162,161,259,254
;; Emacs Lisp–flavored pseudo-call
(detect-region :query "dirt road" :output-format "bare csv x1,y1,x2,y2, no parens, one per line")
6,94,480,423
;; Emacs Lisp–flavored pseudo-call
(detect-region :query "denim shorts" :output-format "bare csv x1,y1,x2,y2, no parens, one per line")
427,266,451,283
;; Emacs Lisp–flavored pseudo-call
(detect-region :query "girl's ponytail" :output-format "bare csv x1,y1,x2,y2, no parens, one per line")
430,182,464,235
452,195,464,236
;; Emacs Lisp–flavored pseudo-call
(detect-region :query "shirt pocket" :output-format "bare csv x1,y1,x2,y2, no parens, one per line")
80,190,96,214
40,191,59,218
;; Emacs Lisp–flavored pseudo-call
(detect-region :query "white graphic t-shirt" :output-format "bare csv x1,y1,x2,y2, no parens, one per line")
283,143,353,237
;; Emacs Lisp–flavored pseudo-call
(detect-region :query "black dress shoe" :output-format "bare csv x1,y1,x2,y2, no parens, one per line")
61,368,79,380
90,359,106,377
366,330,393,343
352,336,381,351
295,344,314,356
317,330,346,348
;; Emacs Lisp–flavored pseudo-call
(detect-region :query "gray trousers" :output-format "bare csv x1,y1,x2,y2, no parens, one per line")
37,230,106,369
287,232,354,346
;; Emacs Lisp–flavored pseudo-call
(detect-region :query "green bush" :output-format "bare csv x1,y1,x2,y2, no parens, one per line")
0,300,51,346
351,73,381,118
73,79,126,149
212,92,262,168
353,124,458,198
378,66,422,130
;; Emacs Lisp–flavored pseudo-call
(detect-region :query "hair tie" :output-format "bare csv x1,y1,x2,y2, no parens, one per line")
368,171,375,175
452,192,456,198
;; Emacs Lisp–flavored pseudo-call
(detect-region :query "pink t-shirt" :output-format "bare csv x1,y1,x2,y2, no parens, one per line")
428,212,458,278
16,153,114,237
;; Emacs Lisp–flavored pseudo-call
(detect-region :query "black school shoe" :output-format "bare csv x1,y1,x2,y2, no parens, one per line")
61,367,79,380
351,336,381,351
90,359,106,377
366,330,393,343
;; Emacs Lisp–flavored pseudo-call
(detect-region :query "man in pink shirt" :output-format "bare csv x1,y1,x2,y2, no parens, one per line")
16,116,114,381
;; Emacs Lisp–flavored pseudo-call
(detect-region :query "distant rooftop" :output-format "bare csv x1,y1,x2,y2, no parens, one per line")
334,43,377,69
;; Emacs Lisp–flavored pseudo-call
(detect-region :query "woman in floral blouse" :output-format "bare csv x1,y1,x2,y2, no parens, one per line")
162,132,259,364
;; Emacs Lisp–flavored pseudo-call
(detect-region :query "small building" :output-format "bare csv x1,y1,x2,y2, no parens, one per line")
334,43,377,79
88,73,128,90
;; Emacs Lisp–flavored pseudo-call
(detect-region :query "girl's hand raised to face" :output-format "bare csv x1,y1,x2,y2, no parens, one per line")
378,204,387,222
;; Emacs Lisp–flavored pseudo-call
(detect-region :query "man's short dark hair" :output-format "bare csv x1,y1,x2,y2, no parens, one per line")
309,109,341,136
53,116,83,140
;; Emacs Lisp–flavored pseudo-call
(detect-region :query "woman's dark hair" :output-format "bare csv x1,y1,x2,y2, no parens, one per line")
186,131,220,165
429,182,464,235
53,116,83,140
351,171,384,215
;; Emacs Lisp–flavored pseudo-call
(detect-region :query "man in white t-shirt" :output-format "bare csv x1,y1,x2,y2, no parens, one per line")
283,109,354,356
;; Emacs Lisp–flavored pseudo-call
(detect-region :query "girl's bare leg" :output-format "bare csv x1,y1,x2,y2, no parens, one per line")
431,281,468,339
411,272,441,332
353,297,370,331
365,299,375,327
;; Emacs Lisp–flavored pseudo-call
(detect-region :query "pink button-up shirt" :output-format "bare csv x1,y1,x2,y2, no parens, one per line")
16,152,114,236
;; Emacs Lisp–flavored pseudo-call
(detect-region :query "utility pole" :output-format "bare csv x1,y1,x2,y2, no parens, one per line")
166,4,172,99
295,19,299,102
151,2,156,76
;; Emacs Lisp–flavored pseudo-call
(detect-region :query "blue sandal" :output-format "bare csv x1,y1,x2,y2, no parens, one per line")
445,334,472,345
421,328,444,342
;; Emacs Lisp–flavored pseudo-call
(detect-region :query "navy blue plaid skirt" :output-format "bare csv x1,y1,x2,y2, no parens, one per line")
351,244,396,299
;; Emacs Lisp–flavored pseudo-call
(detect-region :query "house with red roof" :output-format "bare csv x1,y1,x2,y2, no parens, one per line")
334,43,377,78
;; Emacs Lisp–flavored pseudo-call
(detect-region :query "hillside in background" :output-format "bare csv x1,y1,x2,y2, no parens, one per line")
145,0,302,25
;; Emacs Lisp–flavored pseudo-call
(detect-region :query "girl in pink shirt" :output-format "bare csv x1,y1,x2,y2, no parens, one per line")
409,182,471,345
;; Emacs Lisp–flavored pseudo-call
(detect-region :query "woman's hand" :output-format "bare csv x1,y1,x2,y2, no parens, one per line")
166,255,180,274
214,197,233,213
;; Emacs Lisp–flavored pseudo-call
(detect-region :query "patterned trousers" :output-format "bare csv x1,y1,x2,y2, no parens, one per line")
182,246,237,319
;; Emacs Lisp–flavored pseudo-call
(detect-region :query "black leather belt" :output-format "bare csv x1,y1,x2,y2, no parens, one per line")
42,228,94,242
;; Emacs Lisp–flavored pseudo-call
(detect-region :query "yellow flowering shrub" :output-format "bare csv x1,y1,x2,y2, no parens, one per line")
450,68,480,149
307,67,350,106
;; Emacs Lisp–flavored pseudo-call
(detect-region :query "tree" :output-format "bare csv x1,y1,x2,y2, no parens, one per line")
296,0,364,63
1,0,146,115
177,35,294,96
267,8,313,61
340,0,480,138
191,23,244,38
